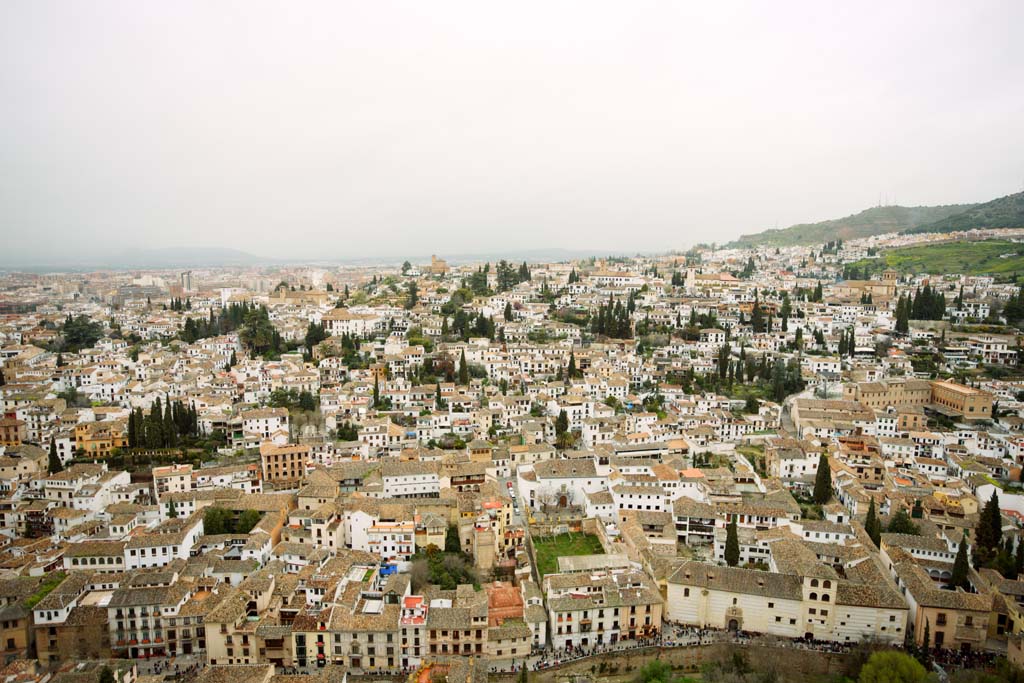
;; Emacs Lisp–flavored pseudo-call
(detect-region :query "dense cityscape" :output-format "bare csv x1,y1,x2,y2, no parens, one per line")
2,220,1024,683
5,3,1024,683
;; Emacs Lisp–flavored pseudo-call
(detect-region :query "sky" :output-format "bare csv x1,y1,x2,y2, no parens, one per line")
2,1,1024,265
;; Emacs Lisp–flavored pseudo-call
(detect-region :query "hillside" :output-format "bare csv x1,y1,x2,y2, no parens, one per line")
902,191,1024,234
846,239,1024,278
730,204,973,248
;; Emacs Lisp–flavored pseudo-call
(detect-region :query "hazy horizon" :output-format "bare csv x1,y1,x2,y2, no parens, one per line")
3,1,1024,266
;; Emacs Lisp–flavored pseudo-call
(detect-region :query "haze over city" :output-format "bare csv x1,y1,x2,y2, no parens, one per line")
3,1,1024,266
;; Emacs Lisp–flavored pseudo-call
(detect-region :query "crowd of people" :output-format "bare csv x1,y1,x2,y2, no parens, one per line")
485,622,991,675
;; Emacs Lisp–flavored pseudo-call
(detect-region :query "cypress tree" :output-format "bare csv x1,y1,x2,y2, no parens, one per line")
950,537,970,590
555,410,568,437
458,350,469,385
812,453,831,504
920,620,931,668
725,517,740,567
48,437,63,474
127,410,137,448
444,525,461,554
865,498,881,547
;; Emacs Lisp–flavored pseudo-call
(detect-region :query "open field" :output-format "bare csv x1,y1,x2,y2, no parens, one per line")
533,532,604,578
849,239,1024,277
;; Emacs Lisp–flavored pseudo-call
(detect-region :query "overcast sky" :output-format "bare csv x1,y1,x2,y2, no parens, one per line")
2,1,1024,265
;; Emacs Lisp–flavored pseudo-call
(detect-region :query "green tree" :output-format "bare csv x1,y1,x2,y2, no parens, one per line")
48,437,63,474
457,350,469,385
887,509,920,535
724,517,740,567
637,660,675,683
445,524,462,554
504,301,514,322
203,506,232,535
406,280,419,309
303,321,327,355
98,667,115,683
865,498,881,547
555,409,569,437
60,314,104,351
166,500,178,518
812,453,831,504
858,651,928,683
236,509,262,534
298,390,317,412
976,491,1003,567
951,534,970,590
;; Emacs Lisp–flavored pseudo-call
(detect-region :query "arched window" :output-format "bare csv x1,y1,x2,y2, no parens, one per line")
823,580,831,589
810,579,819,587
809,593,818,601
822,594,830,602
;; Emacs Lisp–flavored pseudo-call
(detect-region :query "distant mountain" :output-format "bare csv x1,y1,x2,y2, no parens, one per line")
901,191,1024,235
730,204,975,248
112,247,270,268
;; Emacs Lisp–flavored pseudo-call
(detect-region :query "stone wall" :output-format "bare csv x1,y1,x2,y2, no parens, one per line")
487,643,855,683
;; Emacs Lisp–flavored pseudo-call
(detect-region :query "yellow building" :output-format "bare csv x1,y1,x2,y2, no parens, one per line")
930,380,993,421
0,419,26,448
74,420,128,457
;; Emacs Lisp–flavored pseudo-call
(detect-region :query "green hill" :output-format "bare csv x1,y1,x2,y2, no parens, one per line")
902,191,1024,234
846,239,1024,278
730,204,973,248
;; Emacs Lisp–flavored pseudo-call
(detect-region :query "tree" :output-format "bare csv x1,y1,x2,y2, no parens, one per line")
236,509,262,534
98,667,115,683
203,506,232,535
406,280,419,309
166,500,178,518
976,491,1003,567
504,301,514,322
724,517,740,567
457,350,469,385
60,314,104,351
865,498,881,547
555,410,569,437
812,453,831,504
298,390,317,412
303,321,327,355
638,660,675,683
402,260,412,274
920,620,932,668
48,437,62,474
444,524,462,554
951,534,970,590
887,509,920,535
567,352,579,379
858,651,928,683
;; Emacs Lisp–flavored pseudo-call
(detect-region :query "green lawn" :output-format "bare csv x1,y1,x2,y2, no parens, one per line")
848,239,1024,278
533,532,604,578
